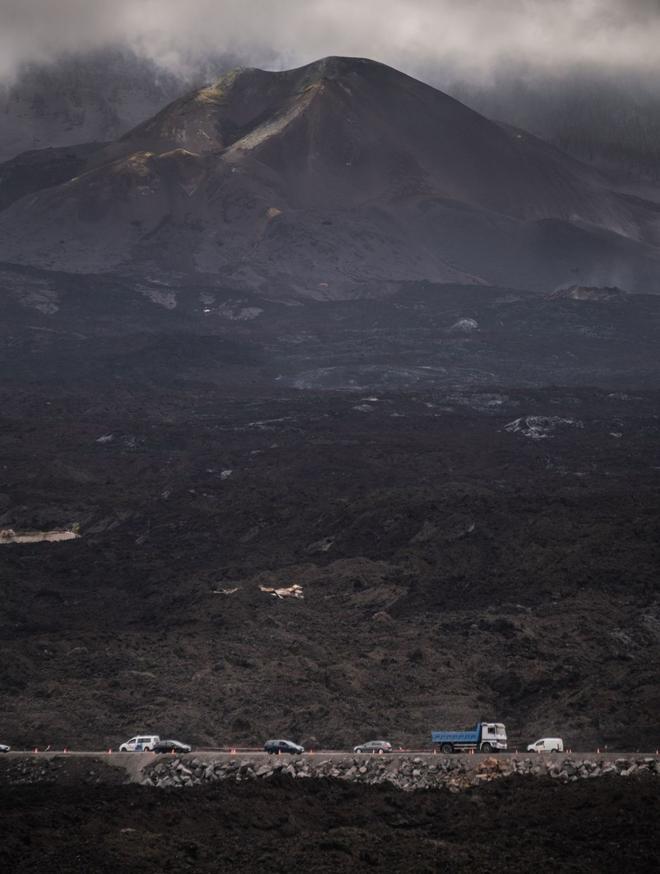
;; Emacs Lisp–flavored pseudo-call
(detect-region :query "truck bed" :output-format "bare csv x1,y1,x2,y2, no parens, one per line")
431,730,480,743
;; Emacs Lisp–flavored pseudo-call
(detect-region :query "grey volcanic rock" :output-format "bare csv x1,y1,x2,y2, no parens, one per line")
137,754,660,792
449,317,479,333
547,284,630,302
504,415,584,439
1,56,660,295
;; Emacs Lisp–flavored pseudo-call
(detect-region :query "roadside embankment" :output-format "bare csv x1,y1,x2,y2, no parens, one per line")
143,753,660,791
1,752,658,791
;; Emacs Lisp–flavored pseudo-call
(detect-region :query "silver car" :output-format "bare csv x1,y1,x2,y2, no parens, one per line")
0,744,10,753
354,740,392,753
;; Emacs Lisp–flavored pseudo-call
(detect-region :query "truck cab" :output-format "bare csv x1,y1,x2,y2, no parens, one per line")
479,722,507,752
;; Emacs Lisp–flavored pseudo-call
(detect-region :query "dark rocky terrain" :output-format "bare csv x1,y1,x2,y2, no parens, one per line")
1,278,659,751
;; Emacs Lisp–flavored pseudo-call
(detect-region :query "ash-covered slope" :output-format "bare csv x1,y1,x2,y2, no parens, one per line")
1,56,660,295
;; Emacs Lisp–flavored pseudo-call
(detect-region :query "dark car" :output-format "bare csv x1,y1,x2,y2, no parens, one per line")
353,740,392,753
264,739,304,755
152,739,192,754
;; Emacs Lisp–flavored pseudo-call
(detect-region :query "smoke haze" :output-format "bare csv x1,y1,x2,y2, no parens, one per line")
1,0,659,80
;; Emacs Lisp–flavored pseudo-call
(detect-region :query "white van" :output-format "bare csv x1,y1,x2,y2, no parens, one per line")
527,737,564,753
119,734,160,752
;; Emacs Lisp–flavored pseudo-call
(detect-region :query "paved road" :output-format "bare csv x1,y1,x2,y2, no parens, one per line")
3,749,656,783
4,749,657,758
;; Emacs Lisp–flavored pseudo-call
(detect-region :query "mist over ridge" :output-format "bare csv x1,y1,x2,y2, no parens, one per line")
3,0,660,180
2,0,660,82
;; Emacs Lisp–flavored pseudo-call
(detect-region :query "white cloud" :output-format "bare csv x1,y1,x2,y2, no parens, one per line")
0,0,659,80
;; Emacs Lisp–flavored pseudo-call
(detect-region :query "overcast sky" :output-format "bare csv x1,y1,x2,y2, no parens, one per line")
1,0,659,80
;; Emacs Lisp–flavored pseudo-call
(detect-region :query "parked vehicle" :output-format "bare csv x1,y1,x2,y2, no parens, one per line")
431,722,508,753
119,734,160,752
0,744,10,753
153,739,192,754
354,740,392,753
263,739,304,755
527,737,564,753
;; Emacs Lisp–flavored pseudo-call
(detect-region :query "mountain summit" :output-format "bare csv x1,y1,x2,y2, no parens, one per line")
1,56,659,295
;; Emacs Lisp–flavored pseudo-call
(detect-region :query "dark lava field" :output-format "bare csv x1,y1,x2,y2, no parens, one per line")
1,279,659,751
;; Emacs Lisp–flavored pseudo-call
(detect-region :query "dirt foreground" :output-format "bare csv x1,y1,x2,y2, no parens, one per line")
0,776,658,873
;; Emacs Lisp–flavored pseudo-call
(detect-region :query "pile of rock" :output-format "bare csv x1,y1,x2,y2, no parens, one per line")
143,755,660,792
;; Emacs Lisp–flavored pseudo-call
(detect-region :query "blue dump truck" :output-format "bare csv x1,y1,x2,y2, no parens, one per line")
431,722,508,753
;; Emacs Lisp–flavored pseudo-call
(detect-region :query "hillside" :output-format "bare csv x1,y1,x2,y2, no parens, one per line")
1,276,659,750
1,57,659,295
445,64,660,182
